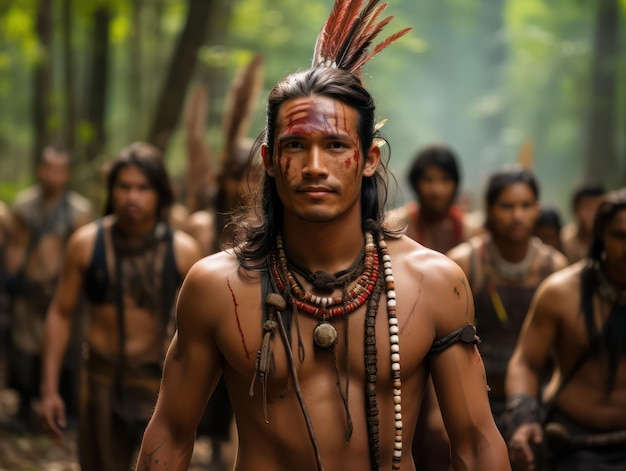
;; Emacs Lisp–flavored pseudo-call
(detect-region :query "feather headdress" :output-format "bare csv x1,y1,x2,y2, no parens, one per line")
312,0,411,74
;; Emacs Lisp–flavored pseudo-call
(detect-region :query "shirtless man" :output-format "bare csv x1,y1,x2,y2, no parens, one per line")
560,182,605,263
39,142,201,471
506,188,626,471
135,3,509,470
4,146,92,431
389,144,481,253
447,165,568,426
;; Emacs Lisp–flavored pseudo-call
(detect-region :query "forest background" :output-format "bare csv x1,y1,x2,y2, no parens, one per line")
0,0,624,220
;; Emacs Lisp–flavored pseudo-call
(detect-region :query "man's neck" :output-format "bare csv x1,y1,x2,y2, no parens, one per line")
40,188,64,206
603,260,626,288
490,233,530,263
113,217,160,239
281,217,367,274
417,205,452,223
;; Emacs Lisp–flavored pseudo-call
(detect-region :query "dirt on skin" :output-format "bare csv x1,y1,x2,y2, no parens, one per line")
0,389,237,471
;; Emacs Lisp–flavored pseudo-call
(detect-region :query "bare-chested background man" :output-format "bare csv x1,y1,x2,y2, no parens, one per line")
3,146,92,432
135,2,510,470
39,142,201,471
447,165,569,430
505,187,626,471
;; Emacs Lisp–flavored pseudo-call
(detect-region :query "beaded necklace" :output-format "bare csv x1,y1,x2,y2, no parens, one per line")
594,262,626,306
486,236,539,282
269,231,403,470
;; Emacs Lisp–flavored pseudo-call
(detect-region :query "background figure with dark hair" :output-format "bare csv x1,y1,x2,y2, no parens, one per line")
135,3,509,469
447,165,568,431
389,143,482,254
3,146,92,433
534,207,563,253
506,187,626,471
39,142,201,471
561,181,605,264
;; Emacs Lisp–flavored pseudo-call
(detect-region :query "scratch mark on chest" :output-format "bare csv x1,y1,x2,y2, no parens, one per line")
227,276,251,359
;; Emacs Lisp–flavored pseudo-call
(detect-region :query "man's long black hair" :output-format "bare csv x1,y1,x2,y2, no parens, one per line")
580,188,626,393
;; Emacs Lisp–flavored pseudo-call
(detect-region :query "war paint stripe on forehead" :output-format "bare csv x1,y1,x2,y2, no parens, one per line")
280,99,352,137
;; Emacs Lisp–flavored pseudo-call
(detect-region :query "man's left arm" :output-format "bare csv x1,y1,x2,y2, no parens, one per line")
428,262,510,470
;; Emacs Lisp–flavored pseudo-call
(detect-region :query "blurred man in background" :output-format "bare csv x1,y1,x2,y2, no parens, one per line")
447,165,568,431
39,142,201,471
506,188,626,471
561,181,605,264
3,146,92,432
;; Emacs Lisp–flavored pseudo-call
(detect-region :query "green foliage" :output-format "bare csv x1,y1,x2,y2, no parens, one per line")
0,0,624,216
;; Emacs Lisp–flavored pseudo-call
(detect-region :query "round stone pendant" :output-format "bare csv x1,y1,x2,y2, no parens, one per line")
313,321,338,349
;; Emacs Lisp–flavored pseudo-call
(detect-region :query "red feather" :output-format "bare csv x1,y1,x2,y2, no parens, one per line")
312,0,411,74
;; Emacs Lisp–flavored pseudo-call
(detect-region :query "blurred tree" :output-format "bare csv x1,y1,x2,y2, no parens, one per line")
32,0,53,168
84,4,111,160
62,0,76,152
148,0,212,152
584,0,620,187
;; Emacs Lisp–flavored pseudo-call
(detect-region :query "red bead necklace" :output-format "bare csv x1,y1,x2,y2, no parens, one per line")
271,233,379,318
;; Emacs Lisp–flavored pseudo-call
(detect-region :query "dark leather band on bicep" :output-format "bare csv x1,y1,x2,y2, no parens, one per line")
429,324,480,355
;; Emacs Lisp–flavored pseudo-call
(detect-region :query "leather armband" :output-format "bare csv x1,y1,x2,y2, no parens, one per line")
429,324,480,355
504,393,541,435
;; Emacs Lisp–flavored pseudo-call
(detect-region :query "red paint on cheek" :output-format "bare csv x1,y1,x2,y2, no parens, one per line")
344,157,352,168
353,150,359,164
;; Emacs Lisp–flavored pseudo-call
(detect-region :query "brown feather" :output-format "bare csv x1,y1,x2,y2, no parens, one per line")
352,26,411,71
184,84,214,212
222,53,264,163
312,0,411,75
330,0,363,59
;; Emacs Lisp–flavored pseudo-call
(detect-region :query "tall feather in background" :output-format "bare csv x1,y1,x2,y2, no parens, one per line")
312,0,411,76
221,53,264,167
184,84,214,213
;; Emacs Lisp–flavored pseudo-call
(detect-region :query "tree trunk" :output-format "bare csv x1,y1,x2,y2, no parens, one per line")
585,0,619,186
203,1,236,130
129,0,143,141
32,0,53,168
62,0,75,153
85,6,111,161
148,0,212,153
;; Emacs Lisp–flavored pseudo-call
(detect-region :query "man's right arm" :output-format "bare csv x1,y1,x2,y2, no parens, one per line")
505,276,561,471
136,259,223,470
40,226,91,438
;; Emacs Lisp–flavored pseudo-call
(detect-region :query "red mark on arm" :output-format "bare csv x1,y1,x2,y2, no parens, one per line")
227,277,251,359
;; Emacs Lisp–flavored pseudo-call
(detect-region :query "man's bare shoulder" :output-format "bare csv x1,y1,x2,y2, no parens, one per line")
186,209,215,228
446,234,482,268
68,218,100,246
185,250,243,285
389,234,464,275
173,227,202,254
537,260,583,300
388,235,473,339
